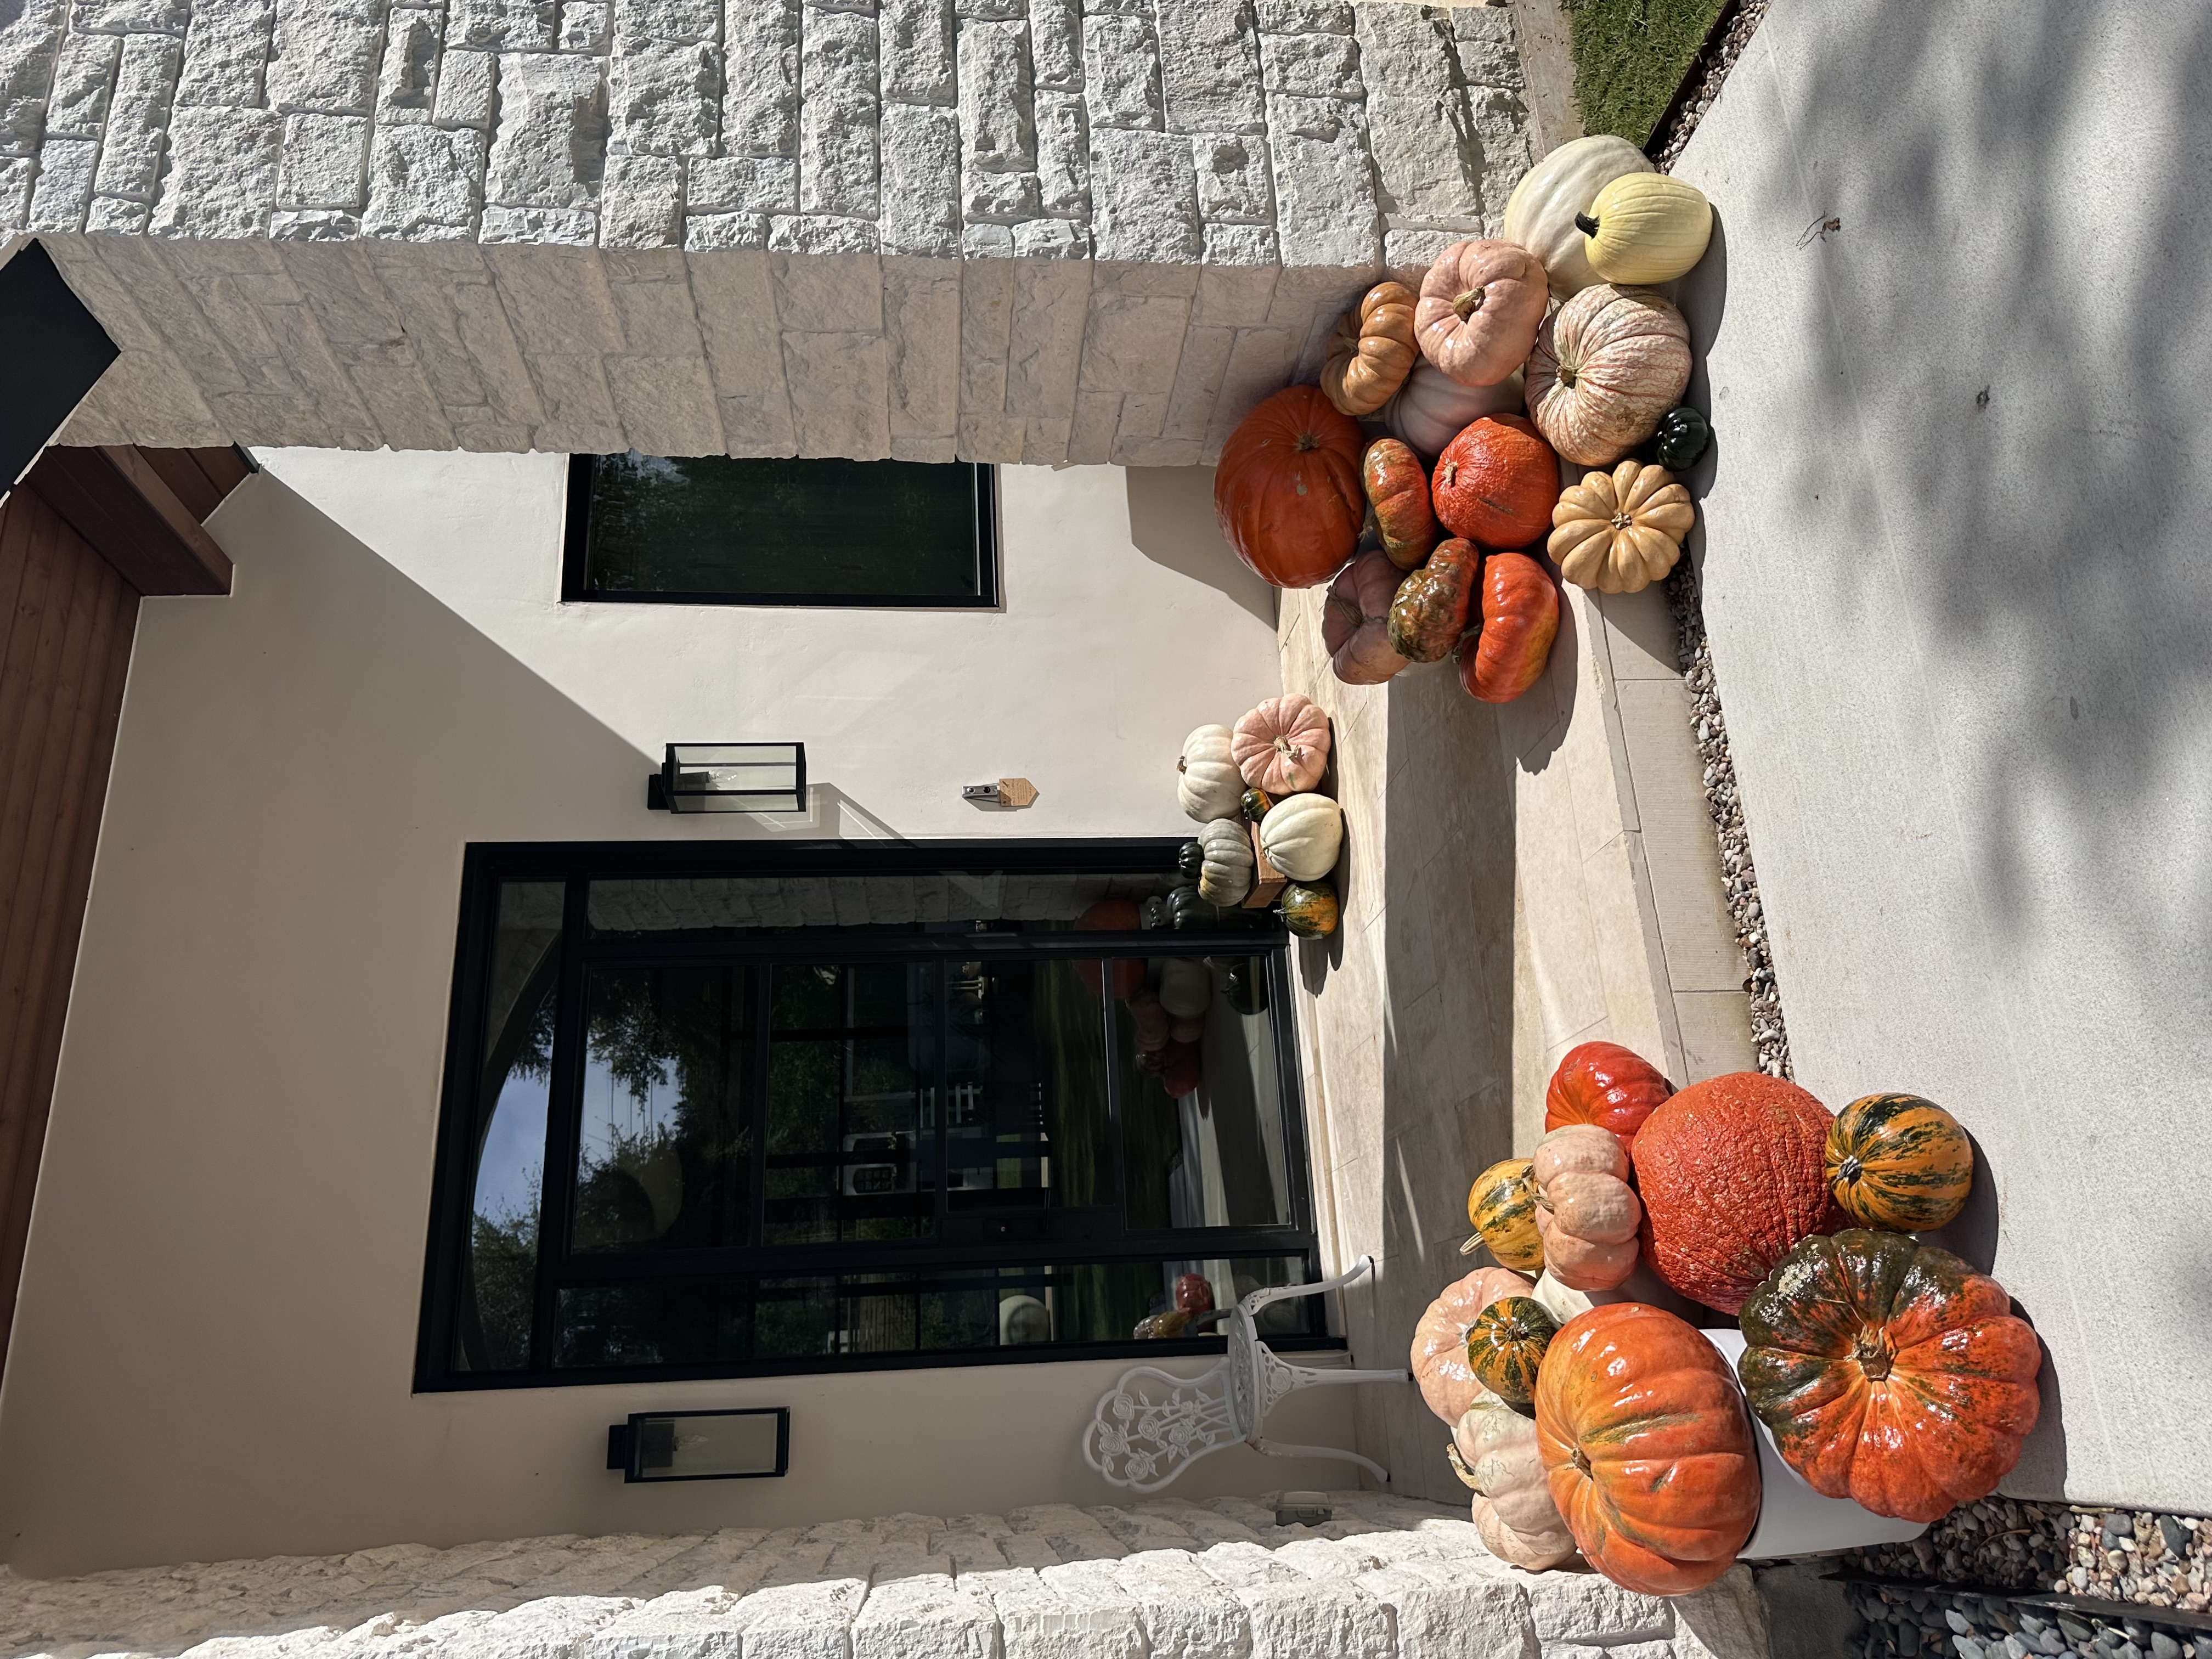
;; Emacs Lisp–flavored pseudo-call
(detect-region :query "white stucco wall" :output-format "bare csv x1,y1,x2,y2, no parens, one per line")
0,452,1367,1576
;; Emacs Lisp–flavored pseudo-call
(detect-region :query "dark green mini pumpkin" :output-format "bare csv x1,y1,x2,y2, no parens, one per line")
1222,955,1268,1014
1177,840,1205,880
1242,787,1275,822
1651,405,1710,471
1278,880,1340,938
1166,885,1272,932
1465,1295,1558,1406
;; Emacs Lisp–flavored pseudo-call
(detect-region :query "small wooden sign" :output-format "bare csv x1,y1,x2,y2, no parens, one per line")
1244,822,1288,907
963,777,1039,808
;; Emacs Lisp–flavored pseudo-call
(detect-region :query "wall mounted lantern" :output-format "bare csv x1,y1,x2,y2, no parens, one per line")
606,1407,791,1482
647,742,806,814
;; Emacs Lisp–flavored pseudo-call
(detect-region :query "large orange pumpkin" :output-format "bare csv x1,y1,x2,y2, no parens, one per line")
1738,1229,2042,1523
1633,1072,1846,1314
1536,1302,1760,1595
1214,387,1365,588
1458,550,1558,704
1545,1040,1673,1153
1431,414,1557,549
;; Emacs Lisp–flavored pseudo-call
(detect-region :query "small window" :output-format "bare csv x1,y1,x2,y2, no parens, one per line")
563,453,997,607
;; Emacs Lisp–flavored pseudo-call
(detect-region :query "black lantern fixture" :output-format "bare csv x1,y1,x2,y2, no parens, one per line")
647,742,806,813
606,1407,790,1482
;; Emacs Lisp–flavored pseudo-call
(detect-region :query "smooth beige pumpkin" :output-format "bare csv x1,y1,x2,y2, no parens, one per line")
1415,240,1550,388
1550,460,1695,594
1410,1268,1534,1423
1525,284,1692,467
1502,134,1656,301
1381,360,1525,459
1258,791,1343,882
1449,1390,1580,1570
1176,724,1243,822
1581,173,1714,285
1321,281,1420,416
1195,817,1254,905
1533,1124,1642,1293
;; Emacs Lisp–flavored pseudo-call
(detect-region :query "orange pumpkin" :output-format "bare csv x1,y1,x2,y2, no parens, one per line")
1414,239,1550,388
1322,281,1419,415
1738,1229,2042,1523
1214,386,1365,589
1410,1266,1536,1423
1536,1302,1761,1595
1458,550,1558,704
1361,438,1437,569
1387,538,1481,664
1431,414,1557,549
1524,284,1693,467
1545,1040,1673,1153
1633,1072,1846,1314
1322,549,1410,685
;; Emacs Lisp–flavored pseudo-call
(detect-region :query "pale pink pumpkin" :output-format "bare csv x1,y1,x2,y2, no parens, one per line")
1415,240,1550,388
1452,1391,1580,1570
1410,1266,1534,1424
1524,284,1692,467
1322,549,1410,686
1533,1124,1643,1291
1232,695,1332,793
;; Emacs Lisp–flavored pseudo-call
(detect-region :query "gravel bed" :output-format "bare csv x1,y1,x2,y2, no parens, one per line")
1647,0,1775,170
1665,556,1791,1077
1843,1578,2210,1659
1851,1499,2212,1617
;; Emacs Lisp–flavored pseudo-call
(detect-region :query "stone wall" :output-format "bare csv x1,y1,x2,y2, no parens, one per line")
0,1494,1771,1659
0,0,1537,460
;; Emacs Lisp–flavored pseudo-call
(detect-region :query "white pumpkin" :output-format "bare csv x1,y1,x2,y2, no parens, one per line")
1258,792,1342,882
1380,360,1525,459
1176,725,1242,822
1195,818,1254,906
1500,134,1655,302
1156,956,1211,1019
1449,1390,1580,1571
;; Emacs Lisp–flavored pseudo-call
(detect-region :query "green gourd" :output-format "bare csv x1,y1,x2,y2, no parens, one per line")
1278,881,1340,938
1651,406,1710,472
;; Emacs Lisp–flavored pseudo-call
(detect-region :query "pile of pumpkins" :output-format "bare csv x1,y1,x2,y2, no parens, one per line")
1173,693,1345,940
1417,1047,2042,1597
1211,136,1720,696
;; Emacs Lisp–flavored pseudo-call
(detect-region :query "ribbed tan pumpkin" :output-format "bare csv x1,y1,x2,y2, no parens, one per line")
1532,1125,1641,1292
1525,285,1692,467
1549,461,1696,594
1415,240,1549,388
1411,1267,1534,1423
1322,281,1419,416
1450,1389,1579,1570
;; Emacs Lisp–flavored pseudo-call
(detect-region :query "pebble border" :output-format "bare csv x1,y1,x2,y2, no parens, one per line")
1844,1578,2209,1659
1852,1501,2212,1619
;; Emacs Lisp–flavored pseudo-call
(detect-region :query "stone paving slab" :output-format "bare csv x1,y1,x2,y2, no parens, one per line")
0,1496,1768,1659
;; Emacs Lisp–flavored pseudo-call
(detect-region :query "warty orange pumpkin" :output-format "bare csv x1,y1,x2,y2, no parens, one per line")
1431,414,1558,549
1214,386,1365,588
1387,537,1481,663
1361,437,1438,569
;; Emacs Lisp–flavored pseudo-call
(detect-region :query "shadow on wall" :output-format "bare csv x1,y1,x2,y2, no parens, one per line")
1124,468,1279,629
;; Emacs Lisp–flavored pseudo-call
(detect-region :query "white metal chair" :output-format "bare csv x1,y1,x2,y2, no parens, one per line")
1081,1255,1409,1493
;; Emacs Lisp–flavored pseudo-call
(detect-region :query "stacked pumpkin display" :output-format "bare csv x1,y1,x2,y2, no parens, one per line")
1173,695,1345,942
1215,136,1726,705
1421,1046,2041,1596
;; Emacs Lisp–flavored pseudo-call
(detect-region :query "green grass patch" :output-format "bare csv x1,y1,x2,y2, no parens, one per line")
1561,0,1729,148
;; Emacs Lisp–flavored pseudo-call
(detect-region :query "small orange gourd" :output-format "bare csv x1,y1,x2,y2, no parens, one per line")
1322,281,1419,416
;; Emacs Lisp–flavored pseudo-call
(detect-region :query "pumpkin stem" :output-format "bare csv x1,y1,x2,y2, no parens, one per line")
1295,431,1321,453
1558,364,1578,389
1574,212,1600,238
1452,286,1487,321
1854,1329,1894,1382
1836,1154,1864,1183
1570,1447,1592,1476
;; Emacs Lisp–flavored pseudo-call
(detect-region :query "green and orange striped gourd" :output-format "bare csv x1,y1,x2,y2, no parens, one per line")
1824,1093,1974,1232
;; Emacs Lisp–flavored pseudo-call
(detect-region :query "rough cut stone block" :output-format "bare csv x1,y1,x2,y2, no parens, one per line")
482,202,598,241
879,0,953,103
1088,125,1197,260
600,153,684,244
1080,13,1158,131
1011,216,1085,256
617,0,720,42
1027,0,1077,89
379,8,444,121
1192,130,1269,221
364,122,488,234
267,0,387,115
963,164,1038,223
958,18,1034,172
1154,0,1263,135
148,105,281,234
279,113,372,208
1265,90,1376,267
688,153,795,212
561,0,613,48
877,100,957,255
0,155,32,225
611,38,719,155
0,0,63,153
174,0,274,106
450,0,557,48
1469,83,1533,210
685,208,768,247
488,52,607,206
1353,2,1478,224
1523,1572,1672,1643
768,212,876,253
434,50,498,127
26,136,96,230
1260,29,1358,98
723,0,799,155
93,32,182,200
1031,89,1086,216
1452,4,1521,89
71,0,186,30
849,1575,996,1659
1382,222,1471,268
1201,221,1276,263
798,7,877,213
1254,0,1348,31
45,31,121,139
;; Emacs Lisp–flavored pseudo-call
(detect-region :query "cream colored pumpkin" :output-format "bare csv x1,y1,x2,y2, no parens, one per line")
1524,284,1692,467
1176,724,1243,822
1381,361,1525,460
1549,460,1695,594
1195,817,1254,905
1410,1267,1533,1423
1156,957,1211,1020
1448,1390,1580,1570
1580,173,1714,285
1532,1124,1641,1291
1257,792,1342,882
1501,134,1656,302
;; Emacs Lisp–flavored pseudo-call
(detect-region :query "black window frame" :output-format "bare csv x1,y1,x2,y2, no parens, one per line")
415,838,1335,1392
559,454,1001,608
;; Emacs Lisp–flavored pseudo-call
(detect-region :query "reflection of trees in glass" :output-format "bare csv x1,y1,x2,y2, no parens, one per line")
465,1199,537,1371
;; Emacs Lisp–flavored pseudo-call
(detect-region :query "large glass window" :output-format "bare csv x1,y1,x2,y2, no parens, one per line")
563,454,996,606
420,842,1327,1388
